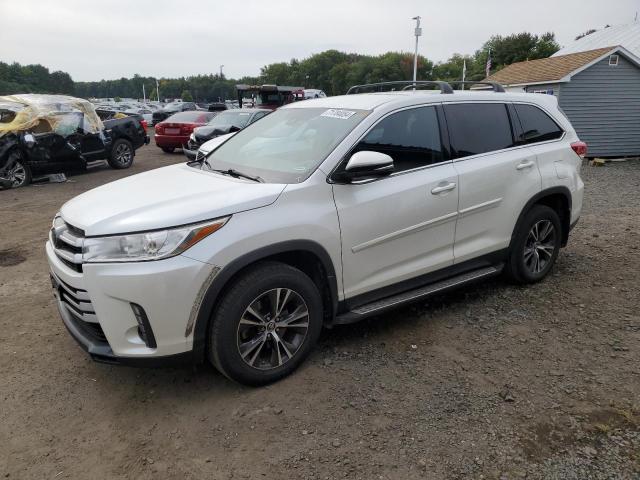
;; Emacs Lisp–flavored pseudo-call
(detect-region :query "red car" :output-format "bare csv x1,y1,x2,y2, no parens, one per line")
154,111,216,153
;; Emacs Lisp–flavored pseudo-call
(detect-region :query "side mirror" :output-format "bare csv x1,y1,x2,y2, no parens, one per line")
336,151,394,182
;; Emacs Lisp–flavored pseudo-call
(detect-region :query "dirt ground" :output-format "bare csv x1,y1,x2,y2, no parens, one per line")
1,144,639,480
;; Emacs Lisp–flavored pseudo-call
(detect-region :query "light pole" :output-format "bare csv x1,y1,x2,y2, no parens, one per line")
220,65,224,78
412,16,422,86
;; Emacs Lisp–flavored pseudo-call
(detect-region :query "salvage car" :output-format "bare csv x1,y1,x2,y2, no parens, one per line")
154,111,215,153
183,108,270,161
0,94,149,189
46,81,586,385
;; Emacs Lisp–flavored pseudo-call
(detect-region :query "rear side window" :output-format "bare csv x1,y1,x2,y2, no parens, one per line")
444,103,515,158
514,104,564,144
353,106,444,172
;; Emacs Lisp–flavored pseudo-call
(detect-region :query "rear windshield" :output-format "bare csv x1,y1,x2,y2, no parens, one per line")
165,112,214,123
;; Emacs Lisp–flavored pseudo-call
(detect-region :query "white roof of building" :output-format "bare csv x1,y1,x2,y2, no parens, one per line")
554,22,640,58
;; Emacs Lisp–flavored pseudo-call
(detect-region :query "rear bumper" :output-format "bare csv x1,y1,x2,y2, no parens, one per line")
154,134,189,148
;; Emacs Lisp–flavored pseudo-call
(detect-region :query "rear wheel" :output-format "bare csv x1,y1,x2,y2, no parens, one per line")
505,205,561,284
2,151,31,188
208,262,323,386
161,147,175,153
108,139,134,169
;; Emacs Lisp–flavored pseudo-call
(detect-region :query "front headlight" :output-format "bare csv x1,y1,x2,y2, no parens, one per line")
82,217,229,263
189,133,196,143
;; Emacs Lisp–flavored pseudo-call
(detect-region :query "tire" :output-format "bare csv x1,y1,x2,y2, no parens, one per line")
108,139,134,169
208,262,323,386
161,147,175,153
2,151,31,189
504,205,562,284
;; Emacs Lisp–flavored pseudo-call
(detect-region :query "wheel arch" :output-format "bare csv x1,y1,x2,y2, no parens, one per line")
191,240,339,364
511,186,572,248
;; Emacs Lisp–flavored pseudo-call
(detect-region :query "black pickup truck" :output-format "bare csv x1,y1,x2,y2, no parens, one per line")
0,95,149,189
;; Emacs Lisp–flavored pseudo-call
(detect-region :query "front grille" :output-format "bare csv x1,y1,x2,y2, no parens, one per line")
51,217,84,272
53,273,107,344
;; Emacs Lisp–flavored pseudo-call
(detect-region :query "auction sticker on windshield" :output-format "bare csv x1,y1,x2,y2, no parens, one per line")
320,109,357,120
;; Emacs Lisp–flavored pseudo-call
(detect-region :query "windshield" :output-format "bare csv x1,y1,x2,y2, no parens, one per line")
208,111,253,128
259,93,281,105
204,107,369,183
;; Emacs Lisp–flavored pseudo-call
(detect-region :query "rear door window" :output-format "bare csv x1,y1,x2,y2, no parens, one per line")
513,104,564,144
353,106,444,173
444,103,515,158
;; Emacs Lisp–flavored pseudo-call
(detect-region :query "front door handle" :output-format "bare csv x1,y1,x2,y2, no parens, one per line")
431,182,457,195
516,160,535,170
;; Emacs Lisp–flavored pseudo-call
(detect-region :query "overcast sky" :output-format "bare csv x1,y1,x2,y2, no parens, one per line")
0,0,638,81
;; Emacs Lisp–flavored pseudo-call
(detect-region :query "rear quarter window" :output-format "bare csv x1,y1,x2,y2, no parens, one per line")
444,103,515,158
513,104,564,144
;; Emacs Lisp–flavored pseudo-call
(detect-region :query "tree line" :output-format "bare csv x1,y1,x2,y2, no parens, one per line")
0,31,560,100
0,62,74,97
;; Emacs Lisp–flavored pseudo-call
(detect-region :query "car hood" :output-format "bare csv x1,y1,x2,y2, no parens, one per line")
194,124,235,138
60,163,286,236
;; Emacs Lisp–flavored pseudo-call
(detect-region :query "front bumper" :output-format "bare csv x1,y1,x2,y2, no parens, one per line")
46,240,216,365
183,147,198,161
51,272,193,367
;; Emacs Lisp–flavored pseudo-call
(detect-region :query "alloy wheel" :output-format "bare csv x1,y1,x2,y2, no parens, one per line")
236,288,310,370
524,220,556,274
115,143,132,165
8,161,26,187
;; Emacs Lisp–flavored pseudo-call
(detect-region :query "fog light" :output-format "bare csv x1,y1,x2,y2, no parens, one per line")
130,303,157,348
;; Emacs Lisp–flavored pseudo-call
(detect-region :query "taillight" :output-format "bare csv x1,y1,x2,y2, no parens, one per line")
155,123,163,134
140,120,148,130
182,123,195,134
571,141,588,159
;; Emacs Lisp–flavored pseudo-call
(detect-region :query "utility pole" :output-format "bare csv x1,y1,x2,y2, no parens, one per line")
156,79,160,102
220,65,224,78
412,16,422,87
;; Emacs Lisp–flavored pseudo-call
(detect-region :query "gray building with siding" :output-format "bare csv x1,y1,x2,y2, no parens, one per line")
485,46,640,158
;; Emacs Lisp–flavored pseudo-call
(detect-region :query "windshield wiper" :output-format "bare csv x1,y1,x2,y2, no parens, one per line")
208,167,264,183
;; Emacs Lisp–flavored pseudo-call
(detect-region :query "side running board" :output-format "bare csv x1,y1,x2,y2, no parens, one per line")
334,265,502,325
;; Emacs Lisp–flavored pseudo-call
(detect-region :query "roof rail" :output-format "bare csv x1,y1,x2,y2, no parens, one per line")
448,81,506,92
346,81,454,95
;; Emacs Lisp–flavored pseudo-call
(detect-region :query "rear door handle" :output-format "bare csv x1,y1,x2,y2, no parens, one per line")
516,160,535,170
431,182,457,195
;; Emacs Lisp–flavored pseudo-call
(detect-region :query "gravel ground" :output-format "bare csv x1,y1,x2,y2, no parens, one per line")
1,145,639,479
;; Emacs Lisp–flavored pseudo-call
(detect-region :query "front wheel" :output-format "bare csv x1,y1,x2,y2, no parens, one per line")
208,262,323,386
504,205,562,284
108,139,134,169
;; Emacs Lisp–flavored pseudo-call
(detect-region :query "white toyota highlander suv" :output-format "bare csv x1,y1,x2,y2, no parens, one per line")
46,81,585,385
